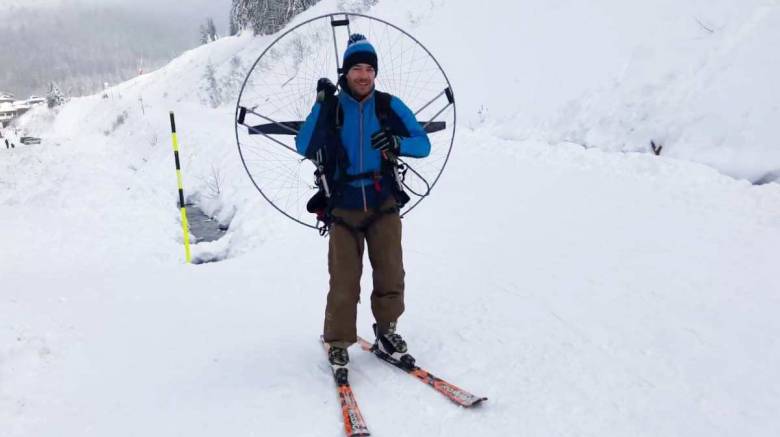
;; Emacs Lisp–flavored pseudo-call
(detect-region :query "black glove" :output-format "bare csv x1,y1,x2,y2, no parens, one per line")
370,129,401,155
316,78,337,102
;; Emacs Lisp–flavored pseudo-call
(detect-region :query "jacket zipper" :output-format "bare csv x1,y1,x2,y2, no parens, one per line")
359,100,367,211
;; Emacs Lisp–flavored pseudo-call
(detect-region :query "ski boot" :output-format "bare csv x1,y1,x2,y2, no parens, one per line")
328,344,349,385
373,323,416,370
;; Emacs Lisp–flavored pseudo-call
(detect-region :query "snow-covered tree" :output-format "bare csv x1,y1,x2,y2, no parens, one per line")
230,0,320,35
199,18,218,44
230,0,251,35
202,62,221,108
221,55,246,102
46,82,66,108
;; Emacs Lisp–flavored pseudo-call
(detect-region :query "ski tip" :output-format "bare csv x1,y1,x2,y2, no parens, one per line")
455,395,488,408
465,396,488,408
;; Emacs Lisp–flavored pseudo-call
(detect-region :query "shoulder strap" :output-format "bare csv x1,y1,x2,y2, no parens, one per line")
374,90,394,132
310,95,348,180
373,91,410,137
322,95,342,132
335,99,343,131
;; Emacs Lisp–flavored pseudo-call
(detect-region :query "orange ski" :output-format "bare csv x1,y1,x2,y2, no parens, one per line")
357,336,486,408
322,337,371,436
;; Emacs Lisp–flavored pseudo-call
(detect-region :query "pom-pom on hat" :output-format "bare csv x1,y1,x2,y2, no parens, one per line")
342,34,378,75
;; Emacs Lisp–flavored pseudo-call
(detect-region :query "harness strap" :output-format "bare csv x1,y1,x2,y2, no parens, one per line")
312,89,410,236
342,171,381,182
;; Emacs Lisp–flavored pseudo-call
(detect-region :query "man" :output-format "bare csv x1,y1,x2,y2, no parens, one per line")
295,34,431,377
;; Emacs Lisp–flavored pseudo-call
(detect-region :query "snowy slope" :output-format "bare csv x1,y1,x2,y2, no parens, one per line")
2,0,780,436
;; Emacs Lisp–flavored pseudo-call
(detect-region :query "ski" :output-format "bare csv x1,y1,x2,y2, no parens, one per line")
321,337,371,437
356,336,487,408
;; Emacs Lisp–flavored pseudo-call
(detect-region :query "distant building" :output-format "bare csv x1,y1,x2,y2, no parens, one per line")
13,104,31,118
26,96,46,106
0,94,45,126
0,104,15,127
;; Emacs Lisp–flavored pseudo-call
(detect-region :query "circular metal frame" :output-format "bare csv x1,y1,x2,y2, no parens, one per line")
235,12,456,229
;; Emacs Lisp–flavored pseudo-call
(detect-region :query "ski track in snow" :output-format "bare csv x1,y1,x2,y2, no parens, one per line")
2,1,780,436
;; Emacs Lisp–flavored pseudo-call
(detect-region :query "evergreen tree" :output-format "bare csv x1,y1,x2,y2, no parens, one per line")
221,55,246,102
230,0,251,35
46,82,65,108
199,18,218,44
230,0,320,36
206,18,218,42
202,62,221,108
229,13,240,36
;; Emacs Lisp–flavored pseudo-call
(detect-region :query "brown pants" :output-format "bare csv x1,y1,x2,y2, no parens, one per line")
323,198,405,347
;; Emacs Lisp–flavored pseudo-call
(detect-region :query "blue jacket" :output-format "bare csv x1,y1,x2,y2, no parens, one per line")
296,89,431,210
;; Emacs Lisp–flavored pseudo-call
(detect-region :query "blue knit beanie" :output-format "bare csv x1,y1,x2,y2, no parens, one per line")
342,34,378,74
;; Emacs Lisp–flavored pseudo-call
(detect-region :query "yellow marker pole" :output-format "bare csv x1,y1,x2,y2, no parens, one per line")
169,111,191,263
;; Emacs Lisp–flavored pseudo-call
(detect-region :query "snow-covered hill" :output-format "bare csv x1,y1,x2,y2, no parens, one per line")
2,1,779,436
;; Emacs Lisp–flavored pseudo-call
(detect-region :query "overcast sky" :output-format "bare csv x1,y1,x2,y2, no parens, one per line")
1,0,233,32
0,0,235,96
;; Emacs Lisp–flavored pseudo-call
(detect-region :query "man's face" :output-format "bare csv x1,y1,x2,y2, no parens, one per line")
346,63,376,100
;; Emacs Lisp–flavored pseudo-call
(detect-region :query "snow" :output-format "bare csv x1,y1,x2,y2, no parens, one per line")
390,0,780,182
2,0,780,436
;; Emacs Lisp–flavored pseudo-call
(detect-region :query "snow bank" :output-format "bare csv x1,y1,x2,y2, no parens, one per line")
367,0,780,181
